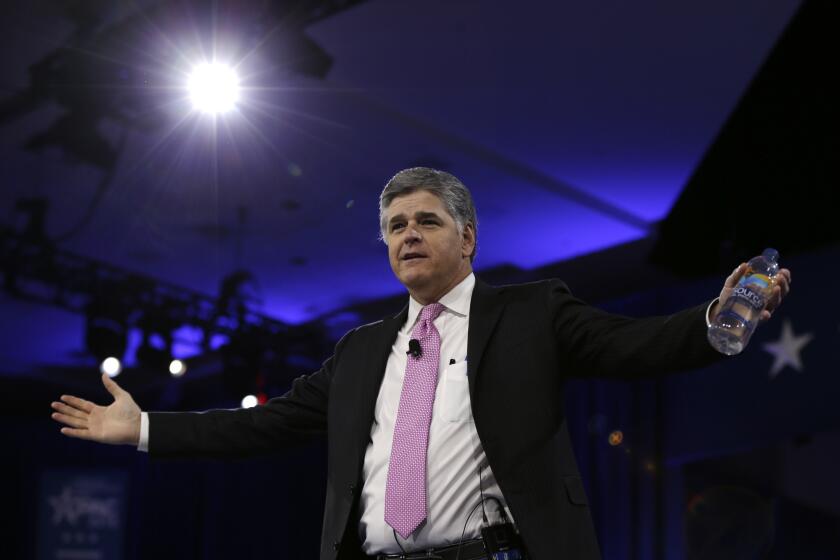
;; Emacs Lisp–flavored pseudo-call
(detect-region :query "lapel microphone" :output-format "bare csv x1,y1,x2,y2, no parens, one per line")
407,339,422,358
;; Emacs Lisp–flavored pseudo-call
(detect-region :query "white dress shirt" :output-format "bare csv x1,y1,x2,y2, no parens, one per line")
358,273,510,554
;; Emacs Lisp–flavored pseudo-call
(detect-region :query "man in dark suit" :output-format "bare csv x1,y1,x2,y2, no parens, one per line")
52,167,791,560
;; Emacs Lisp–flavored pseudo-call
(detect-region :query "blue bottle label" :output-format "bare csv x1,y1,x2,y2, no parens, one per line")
732,274,770,311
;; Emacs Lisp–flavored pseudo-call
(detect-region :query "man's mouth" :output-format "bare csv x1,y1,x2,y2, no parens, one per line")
401,252,426,261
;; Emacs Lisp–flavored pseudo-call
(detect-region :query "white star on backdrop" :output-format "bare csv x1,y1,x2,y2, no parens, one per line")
49,488,80,525
762,319,813,379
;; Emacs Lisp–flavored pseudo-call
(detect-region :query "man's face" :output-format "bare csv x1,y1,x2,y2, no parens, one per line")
384,190,475,302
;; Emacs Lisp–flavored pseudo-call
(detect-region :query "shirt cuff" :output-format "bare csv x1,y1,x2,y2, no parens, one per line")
705,298,720,328
137,411,149,452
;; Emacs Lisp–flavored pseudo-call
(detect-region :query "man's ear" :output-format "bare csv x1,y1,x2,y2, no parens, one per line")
461,222,476,258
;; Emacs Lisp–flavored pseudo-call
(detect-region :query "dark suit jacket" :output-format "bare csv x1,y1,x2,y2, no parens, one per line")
149,278,722,560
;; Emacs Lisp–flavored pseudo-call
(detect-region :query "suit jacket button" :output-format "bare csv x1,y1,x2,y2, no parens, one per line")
348,484,356,495
333,540,340,551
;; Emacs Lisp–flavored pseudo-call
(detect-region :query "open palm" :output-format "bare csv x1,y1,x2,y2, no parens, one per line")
51,373,141,446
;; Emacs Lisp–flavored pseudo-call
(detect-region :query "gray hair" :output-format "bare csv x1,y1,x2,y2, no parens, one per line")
379,167,478,261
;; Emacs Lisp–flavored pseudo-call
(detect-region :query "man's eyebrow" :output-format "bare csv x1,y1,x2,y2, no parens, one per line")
414,211,442,221
387,211,442,225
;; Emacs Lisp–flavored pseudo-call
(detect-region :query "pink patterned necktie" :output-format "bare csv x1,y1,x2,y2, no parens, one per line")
384,302,446,539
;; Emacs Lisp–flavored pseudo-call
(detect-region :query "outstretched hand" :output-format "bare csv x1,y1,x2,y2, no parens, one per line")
51,373,142,446
716,263,792,323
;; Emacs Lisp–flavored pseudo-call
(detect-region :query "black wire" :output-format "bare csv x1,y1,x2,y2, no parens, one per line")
455,501,486,560
389,470,509,560
391,528,407,555
483,495,508,523
478,465,488,524
479,465,509,525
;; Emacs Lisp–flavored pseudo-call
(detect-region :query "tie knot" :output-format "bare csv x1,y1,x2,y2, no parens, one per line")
419,303,445,323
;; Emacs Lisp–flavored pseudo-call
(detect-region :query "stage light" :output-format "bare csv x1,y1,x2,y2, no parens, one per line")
100,357,122,377
188,62,239,114
608,430,624,446
241,394,258,408
169,359,186,377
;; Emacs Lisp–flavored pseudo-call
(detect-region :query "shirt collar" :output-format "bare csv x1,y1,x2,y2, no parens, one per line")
406,272,475,328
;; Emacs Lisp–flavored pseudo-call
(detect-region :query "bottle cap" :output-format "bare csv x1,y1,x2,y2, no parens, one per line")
762,248,779,263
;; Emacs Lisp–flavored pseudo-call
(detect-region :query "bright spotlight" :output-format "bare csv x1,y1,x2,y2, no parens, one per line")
188,62,240,114
241,394,258,409
169,359,187,377
100,357,122,378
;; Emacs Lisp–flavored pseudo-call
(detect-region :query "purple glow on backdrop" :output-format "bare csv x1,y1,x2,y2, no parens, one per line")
549,162,699,222
0,297,87,375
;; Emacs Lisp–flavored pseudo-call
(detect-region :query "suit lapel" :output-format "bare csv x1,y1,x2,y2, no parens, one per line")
467,278,505,395
353,306,407,455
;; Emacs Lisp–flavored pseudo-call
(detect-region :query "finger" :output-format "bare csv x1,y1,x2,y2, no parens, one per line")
60,427,92,440
763,286,781,312
776,270,791,297
725,263,746,288
724,264,741,286
774,283,785,303
60,395,94,413
760,309,772,322
780,268,791,285
52,412,88,429
51,401,88,419
101,372,125,398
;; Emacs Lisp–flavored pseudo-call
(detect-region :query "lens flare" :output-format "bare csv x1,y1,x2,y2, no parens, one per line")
100,357,122,377
169,359,187,377
188,63,240,114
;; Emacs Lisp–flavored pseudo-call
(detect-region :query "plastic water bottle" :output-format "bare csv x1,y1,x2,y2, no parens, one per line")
707,248,780,355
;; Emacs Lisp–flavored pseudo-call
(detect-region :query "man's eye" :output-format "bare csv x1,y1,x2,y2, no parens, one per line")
422,220,438,226
391,223,405,232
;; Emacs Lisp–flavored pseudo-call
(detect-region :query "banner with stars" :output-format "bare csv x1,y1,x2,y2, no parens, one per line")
664,244,833,464
37,469,127,560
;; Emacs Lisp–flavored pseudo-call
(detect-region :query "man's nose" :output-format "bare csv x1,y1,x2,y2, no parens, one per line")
404,226,422,243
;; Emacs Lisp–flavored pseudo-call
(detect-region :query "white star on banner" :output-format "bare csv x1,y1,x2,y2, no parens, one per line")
762,319,814,379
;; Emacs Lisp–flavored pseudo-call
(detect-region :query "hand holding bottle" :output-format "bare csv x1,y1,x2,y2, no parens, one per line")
708,248,792,355
718,263,790,324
